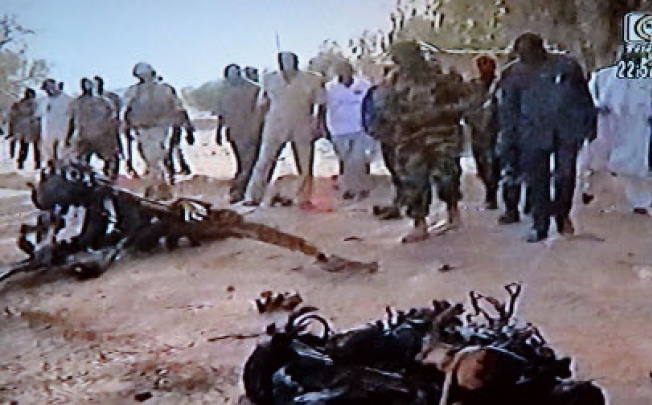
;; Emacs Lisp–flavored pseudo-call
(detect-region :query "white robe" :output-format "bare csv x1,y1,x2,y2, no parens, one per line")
38,92,73,161
587,65,652,208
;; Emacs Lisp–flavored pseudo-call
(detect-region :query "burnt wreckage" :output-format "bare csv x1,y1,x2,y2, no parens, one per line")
243,284,606,404
1,160,375,282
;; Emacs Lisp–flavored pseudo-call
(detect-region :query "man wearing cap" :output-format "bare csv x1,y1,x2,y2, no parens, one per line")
214,64,262,203
39,79,73,162
122,62,186,198
497,32,596,242
244,52,326,208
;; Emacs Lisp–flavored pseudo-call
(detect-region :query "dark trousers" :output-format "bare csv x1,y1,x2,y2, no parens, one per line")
502,183,533,215
165,128,191,177
230,137,262,201
471,138,500,206
17,140,41,170
380,141,404,207
521,142,579,235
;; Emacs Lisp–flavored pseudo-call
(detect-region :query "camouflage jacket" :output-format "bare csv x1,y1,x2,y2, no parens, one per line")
370,67,474,152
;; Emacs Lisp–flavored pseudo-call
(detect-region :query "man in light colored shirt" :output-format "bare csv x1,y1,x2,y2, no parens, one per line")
39,79,73,162
325,61,374,199
215,64,263,203
244,52,326,208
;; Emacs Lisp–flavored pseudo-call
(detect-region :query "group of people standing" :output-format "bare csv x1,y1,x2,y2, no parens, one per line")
6,64,194,198
4,31,651,244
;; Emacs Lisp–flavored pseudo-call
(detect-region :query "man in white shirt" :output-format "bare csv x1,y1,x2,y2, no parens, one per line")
325,61,374,199
244,52,326,208
39,79,73,162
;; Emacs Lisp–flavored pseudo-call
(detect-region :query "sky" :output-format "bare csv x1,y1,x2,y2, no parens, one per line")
3,0,395,90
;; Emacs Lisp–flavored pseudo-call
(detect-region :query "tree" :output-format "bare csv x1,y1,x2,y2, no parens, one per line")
503,0,652,70
0,15,49,120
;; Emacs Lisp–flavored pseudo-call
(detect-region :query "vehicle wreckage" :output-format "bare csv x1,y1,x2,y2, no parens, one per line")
0,160,377,283
242,283,606,404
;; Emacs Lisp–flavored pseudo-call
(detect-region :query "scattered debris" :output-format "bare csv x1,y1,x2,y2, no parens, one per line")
241,283,606,404
134,392,153,402
255,291,303,314
319,255,379,273
0,161,378,286
207,333,263,342
437,263,454,272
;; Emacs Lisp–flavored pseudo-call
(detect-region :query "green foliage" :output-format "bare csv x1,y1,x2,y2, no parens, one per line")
0,15,49,120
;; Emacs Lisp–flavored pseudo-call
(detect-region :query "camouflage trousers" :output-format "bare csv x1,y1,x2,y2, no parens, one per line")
392,128,462,220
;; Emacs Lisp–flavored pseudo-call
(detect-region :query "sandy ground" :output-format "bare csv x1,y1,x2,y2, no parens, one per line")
0,130,651,404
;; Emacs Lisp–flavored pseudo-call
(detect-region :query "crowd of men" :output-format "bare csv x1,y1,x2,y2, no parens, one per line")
4,31,651,243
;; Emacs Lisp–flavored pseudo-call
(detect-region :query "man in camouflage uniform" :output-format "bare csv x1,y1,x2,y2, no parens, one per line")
367,41,471,243
66,78,120,178
122,62,186,199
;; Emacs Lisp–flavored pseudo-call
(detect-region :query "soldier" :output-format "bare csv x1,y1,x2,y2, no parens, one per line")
39,79,73,162
244,52,326,208
368,41,472,243
66,78,120,178
8,88,41,170
215,64,263,203
497,33,596,242
122,62,185,199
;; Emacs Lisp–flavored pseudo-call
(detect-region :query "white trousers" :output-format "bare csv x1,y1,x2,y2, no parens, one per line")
247,118,315,204
621,174,652,209
138,127,169,183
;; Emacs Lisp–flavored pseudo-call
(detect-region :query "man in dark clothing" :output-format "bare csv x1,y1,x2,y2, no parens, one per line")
463,55,501,209
497,33,597,242
8,88,41,170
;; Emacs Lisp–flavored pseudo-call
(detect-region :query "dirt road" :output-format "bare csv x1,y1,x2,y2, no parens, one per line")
0,132,651,404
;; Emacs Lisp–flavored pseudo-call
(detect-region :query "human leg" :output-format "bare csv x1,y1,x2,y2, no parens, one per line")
245,126,286,205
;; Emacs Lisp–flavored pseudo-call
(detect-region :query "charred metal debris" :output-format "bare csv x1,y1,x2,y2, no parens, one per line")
1,160,377,283
243,283,606,404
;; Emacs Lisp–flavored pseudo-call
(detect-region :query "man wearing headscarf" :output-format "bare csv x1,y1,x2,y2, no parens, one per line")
244,52,326,208
497,33,597,242
585,51,652,213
